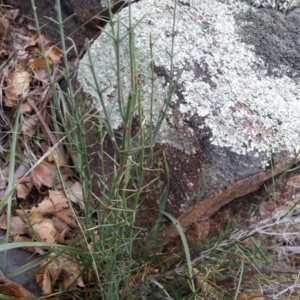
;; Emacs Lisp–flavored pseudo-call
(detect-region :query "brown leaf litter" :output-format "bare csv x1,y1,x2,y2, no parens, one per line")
0,4,87,298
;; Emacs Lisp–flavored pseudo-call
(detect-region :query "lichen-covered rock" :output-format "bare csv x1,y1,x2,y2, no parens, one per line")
79,0,300,246
245,0,300,12
235,6,300,78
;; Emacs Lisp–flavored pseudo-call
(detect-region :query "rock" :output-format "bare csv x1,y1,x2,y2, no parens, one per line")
246,0,300,12
191,161,300,247
78,0,300,247
0,233,42,296
2,0,132,55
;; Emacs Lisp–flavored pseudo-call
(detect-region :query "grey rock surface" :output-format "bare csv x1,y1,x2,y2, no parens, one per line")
235,5,300,78
79,0,300,244
245,0,300,12
79,0,300,163
0,234,42,296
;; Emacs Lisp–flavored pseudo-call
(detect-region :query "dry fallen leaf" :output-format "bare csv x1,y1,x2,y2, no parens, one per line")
21,114,38,137
14,159,31,179
37,252,84,294
47,46,62,63
16,181,33,199
4,9,19,21
46,146,65,167
11,234,45,254
30,190,69,216
52,216,71,236
31,160,56,190
37,269,53,294
0,41,10,58
28,40,62,70
66,181,85,210
55,207,78,228
62,259,85,290
0,214,6,231
21,101,32,113
28,212,59,243
28,56,53,69
37,257,60,294
4,68,31,107
0,167,8,190
31,67,48,83
0,282,35,298
0,16,10,38
0,213,27,235
238,292,269,300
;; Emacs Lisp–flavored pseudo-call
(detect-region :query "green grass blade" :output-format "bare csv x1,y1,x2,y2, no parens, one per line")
160,211,195,293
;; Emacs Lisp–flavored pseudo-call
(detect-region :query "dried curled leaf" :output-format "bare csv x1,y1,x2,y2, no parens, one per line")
16,181,33,200
52,216,71,236
0,168,8,190
0,213,27,235
4,68,31,107
28,45,62,69
54,207,78,228
11,234,45,254
30,190,69,216
37,252,84,294
21,114,38,137
31,160,56,190
66,181,85,210
4,9,19,21
28,212,59,243
0,282,35,298
47,46,62,63
0,17,10,38
46,147,65,167
28,56,53,69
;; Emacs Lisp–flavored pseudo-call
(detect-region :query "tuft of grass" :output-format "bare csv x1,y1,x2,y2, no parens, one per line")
22,0,187,298
2,0,300,299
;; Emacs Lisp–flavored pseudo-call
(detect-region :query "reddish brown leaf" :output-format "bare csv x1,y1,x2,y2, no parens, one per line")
47,46,62,63
0,282,35,298
28,56,53,69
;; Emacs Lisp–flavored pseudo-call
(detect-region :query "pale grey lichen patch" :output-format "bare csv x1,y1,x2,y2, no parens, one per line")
78,0,300,166
243,0,300,12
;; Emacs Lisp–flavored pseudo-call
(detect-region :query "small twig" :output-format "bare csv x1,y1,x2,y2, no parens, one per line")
215,267,300,288
147,275,173,300
262,267,300,274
